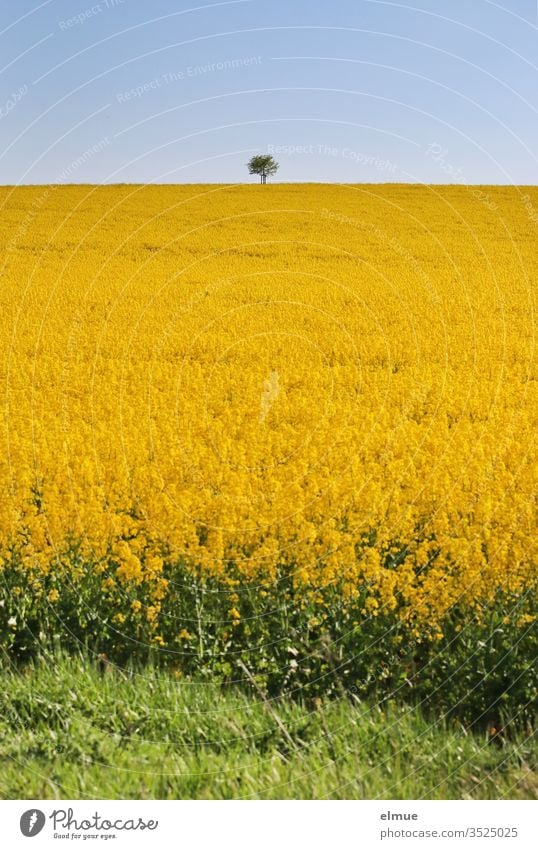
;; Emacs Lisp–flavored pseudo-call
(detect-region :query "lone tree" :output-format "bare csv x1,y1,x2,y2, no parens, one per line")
247,154,279,184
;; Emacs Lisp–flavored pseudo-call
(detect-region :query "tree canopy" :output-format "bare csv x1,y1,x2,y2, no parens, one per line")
247,154,279,183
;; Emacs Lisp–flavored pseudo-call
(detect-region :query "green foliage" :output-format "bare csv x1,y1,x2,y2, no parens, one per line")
1,554,536,730
0,655,536,799
247,154,279,182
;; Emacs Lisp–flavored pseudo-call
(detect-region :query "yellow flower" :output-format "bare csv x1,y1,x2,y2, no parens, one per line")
0,183,535,642
146,605,160,624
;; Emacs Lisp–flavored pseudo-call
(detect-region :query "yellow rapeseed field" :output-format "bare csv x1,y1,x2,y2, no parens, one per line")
1,183,537,662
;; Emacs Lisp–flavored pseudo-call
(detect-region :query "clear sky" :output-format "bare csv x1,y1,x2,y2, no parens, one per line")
1,0,537,184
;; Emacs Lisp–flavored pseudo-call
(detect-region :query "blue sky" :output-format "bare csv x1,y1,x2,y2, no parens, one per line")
1,0,537,184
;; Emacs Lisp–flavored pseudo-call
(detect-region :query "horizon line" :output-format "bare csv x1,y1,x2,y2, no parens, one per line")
1,180,537,188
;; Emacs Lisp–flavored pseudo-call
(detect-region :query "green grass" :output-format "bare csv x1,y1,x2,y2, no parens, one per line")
0,655,536,800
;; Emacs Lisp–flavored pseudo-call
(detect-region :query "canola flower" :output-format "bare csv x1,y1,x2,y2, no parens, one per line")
0,183,536,664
